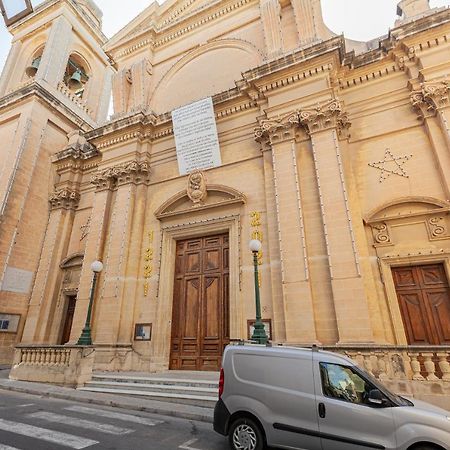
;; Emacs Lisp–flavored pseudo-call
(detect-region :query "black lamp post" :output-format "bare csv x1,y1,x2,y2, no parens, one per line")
0,0,33,26
249,239,268,345
77,260,103,346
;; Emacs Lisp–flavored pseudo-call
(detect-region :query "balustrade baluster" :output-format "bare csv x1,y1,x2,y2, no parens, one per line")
50,349,56,365
436,352,450,381
409,353,424,380
422,352,439,381
376,352,388,380
362,353,375,377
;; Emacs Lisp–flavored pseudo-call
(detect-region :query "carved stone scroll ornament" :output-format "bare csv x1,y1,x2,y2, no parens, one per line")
187,170,207,205
411,81,449,119
254,110,300,144
371,223,392,245
422,81,449,109
428,216,447,238
49,188,80,210
299,99,351,138
91,160,150,190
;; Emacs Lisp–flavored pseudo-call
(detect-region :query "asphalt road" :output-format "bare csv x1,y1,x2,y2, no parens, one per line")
0,390,229,450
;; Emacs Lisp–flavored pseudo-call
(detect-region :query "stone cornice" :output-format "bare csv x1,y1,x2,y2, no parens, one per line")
0,82,94,132
91,160,151,190
9,0,107,44
49,188,80,210
389,7,450,41
109,0,255,58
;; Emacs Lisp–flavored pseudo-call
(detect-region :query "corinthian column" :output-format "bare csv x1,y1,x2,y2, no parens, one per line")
86,160,150,349
411,82,450,199
255,112,318,344
300,99,374,343
22,188,80,343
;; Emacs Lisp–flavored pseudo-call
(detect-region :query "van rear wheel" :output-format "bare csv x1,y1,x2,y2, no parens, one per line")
228,417,265,450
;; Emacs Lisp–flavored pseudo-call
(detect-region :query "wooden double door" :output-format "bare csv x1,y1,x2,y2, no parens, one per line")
392,264,450,345
170,234,230,371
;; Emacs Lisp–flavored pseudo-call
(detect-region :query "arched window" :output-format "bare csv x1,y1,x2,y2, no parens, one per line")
63,53,90,98
25,46,44,78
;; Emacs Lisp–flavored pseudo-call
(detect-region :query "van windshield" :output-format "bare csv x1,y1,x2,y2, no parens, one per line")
352,365,413,406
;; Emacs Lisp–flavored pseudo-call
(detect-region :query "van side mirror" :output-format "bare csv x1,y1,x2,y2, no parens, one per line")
368,389,385,406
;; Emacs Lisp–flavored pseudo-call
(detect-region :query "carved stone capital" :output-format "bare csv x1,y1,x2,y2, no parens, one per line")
410,90,436,120
254,110,300,144
49,188,80,210
91,160,150,190
422,81,449,109
411,81,449,119
299,99,350,137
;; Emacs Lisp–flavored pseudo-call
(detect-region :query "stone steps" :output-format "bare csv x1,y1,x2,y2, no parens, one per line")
78,371,219,408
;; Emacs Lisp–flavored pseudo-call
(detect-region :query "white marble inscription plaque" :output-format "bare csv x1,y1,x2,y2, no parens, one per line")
172,97,222,175
1,267,33,293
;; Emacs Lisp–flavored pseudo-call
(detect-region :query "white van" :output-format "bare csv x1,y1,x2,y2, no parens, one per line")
213,344,450,450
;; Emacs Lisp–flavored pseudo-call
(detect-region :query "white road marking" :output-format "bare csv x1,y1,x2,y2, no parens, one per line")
0,418,98,449
65,405,163,426
179,438,202,450
0,445,20,450
16,404,35,408
28,411,134,435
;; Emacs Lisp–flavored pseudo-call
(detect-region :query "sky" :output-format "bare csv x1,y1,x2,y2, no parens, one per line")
0,0,449,73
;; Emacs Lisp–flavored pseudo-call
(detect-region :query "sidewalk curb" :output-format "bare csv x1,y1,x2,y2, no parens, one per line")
0,383,214,424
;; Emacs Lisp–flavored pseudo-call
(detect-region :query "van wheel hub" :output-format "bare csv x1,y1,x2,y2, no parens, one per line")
233,424,257,450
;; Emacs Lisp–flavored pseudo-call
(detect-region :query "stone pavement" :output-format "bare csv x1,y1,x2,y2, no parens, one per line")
0,367,214,423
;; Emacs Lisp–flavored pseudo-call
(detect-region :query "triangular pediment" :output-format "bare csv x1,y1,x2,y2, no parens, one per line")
105,0,223,51
105,1,159,51
155,184,246,219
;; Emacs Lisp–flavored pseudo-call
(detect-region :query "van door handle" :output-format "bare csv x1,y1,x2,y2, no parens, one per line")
318,403,326,418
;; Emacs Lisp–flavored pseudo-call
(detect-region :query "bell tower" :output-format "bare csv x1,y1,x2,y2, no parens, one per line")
0,0,112,363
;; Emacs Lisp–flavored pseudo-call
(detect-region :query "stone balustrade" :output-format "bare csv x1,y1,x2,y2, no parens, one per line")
322,345,450,382
9,345,95,387
321,345,450,410
57,82,93,117
17,346,72,366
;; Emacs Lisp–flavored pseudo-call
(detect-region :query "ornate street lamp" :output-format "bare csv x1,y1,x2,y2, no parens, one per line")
77,260,103,346
249,239,268,345
0,0,33,27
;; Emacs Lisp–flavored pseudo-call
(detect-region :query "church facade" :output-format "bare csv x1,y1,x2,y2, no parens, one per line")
0,0,449,403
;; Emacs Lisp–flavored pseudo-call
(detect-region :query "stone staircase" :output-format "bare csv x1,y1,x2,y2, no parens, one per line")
78,370,220,408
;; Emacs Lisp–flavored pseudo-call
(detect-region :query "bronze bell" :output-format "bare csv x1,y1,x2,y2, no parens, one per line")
25,57,41,78
68,69,83,90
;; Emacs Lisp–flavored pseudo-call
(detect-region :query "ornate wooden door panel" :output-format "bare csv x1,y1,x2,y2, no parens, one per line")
170,234,229,370
393,264,450,345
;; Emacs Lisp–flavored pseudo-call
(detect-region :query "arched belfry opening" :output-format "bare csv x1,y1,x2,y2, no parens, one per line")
63,53,90,98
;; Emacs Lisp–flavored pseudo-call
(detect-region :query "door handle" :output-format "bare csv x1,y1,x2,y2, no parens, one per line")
318,402,326,418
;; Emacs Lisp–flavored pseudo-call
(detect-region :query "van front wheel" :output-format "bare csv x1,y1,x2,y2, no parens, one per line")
228,417,265,450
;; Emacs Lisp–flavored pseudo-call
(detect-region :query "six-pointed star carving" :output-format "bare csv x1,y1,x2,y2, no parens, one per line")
368,149,412,183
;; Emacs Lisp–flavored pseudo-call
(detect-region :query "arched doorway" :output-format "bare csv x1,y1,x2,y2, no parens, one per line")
59,254,83,344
